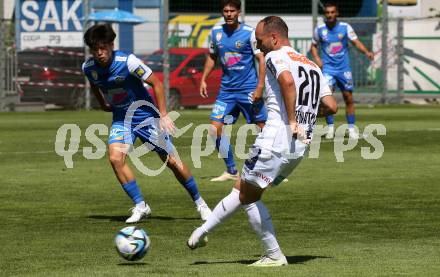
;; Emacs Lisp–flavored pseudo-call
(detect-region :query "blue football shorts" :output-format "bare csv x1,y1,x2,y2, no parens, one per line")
210,91,268,124
108,119,174,155
323,70,354,92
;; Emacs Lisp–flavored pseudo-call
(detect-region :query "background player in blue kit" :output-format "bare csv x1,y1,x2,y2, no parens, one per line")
310,2,374,139
199,0,267,182
82,24,211,223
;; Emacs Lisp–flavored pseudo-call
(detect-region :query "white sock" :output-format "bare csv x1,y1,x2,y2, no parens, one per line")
244,201,283,259
328,124,334,129
136,201,146,209
200,188,241,233
194,197,206,208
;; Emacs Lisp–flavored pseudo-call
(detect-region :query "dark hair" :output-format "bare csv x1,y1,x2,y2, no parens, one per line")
324,2,338,10
260,16,288,39
83,24,116,48
221,0,241,10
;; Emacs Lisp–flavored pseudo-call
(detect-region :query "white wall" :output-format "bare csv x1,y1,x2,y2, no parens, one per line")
4,0,15,19
421,0,440,17
133,8,160,54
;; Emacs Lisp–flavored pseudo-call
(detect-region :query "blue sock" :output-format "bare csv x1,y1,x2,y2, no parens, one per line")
326,115,334,125
180,176,200,201
215,137,237,174
346,114,355,129
121,180,144,205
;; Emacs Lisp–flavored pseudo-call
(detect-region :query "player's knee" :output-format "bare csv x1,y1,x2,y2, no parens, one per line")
209,122,223,137
108,154,124,168
343,95,353,105
166,159,176,168
239,191,260,205
165,155,178,168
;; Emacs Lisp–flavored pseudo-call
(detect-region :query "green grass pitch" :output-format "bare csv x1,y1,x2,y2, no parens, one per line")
1,105,439,276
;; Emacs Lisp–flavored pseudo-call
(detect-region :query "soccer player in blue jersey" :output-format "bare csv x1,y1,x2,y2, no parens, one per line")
199,0,267,182
310,2,374,139
82,24,211,223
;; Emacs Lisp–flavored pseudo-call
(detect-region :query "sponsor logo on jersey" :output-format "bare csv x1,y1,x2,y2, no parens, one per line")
295,110,317,125
287,52,317,68
235,40,242,49
216,32,222,42
115,76,125,84
91,70,98,80
252,171,272,184
321,29,328,41
84,59,94,68
223,52,242,67
338,33,344,40
327,42,343,55
135,66,146,78
115,56,127,62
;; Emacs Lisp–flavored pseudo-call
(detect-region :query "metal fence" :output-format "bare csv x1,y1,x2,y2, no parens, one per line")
3,4,439,110
0,19,19,111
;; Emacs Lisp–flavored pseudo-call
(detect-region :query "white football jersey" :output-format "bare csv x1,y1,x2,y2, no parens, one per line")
255,46,331,153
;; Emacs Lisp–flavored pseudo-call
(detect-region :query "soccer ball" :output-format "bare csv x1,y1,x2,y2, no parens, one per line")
114,226,150,261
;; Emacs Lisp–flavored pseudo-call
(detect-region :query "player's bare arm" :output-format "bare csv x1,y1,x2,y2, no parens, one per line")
145,73,176,134
351,39,374,60
310,43,323,68
277,71,299,135
199,53,217,98
90,83,111,112
252,52,266,102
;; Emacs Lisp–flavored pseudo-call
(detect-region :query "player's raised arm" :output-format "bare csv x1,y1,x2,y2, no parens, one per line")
200,53,217,98
90,83,112,112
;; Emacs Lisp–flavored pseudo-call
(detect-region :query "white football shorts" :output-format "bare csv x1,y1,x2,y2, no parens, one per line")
241,139,308,189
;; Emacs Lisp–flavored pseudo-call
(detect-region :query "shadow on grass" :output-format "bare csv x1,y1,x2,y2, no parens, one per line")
117,262,148,266
191,255,332,265
87,215,199,222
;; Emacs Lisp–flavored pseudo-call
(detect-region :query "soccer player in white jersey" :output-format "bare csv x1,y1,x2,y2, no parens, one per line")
82,24,211,223
187,16,337,267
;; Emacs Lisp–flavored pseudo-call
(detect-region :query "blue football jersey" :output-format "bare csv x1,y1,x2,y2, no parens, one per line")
210,23,260,93
82,51,158,124
312,21,358,72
